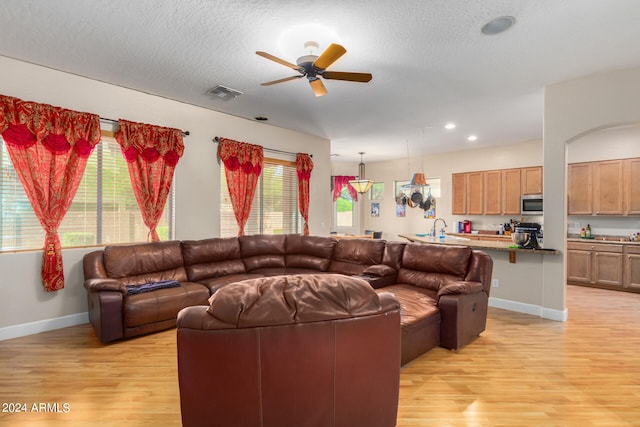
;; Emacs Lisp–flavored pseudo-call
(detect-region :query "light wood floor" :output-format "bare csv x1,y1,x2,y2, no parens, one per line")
1,285,639,426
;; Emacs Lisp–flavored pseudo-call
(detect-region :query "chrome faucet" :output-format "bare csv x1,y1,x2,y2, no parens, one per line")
431,218,448,237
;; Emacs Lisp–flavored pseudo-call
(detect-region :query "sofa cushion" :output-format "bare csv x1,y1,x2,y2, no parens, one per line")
182,237,246,281
124,282,209,328
239,234,287,271
329,238,386,275
198,273,265,294
285,234,336,271
397,243,472,291
103,241,187,281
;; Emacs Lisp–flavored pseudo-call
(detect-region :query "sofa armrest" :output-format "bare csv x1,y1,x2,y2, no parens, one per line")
437,281,484,298
84,278,125,293
362,264,396,277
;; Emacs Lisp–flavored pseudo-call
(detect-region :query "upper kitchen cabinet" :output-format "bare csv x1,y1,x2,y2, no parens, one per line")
502,168,522,215
568,157,639,216
593,160,624,215
467,171,484,215
567,163,594,215
452,173,467,215
483,170,502,215
625,157,640,215
521,166,543,195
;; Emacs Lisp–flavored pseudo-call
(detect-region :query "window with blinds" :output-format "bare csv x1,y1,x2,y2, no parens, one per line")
0,135,173,251
220,158,301,237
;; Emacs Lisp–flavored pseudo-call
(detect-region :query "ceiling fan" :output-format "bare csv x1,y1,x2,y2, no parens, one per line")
256,41,373,97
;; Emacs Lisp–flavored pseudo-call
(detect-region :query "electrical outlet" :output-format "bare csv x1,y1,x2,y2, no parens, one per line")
492,279,499,288
574,222,581,228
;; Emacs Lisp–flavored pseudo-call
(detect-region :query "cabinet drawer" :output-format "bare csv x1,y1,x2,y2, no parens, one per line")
624,245,640,255
567,241,623,253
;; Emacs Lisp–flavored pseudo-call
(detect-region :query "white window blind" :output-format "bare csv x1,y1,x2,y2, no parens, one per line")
220,158,301,237
0,135,173,251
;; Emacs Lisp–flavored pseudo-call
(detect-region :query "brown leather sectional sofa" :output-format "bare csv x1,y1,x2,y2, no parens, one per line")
83,233,493,364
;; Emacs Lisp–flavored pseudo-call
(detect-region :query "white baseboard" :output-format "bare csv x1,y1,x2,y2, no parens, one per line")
0,312,89,341
489,297,568,322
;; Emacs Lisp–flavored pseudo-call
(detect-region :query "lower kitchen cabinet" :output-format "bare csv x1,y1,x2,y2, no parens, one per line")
624,245,640,290
567,241,624,288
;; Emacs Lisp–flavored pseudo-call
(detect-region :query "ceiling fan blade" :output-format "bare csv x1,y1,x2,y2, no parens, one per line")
313,43,346,70
309,79,327,97
322,71,373,83
261,75,304,86
256,51,302,71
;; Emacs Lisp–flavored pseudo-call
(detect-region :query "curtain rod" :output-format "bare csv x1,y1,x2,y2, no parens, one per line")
213,137,312,158
100,117,190,137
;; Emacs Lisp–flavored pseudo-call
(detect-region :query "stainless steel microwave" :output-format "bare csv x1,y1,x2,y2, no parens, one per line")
521,194,543,215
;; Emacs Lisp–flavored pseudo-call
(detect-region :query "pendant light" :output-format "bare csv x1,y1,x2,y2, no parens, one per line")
348,152,374,194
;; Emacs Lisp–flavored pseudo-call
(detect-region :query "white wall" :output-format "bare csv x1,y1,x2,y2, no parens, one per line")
0,56,331,338
544,64,640,315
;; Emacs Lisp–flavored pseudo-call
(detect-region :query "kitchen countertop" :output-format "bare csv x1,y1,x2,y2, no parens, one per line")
567,237,640,245
399,234,559,256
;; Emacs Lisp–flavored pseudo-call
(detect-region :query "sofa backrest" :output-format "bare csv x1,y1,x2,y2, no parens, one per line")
103,241,187,285
381,241,406,270
181,237,246,281
465,250,494,294
397,243,472,292
329,238,386,275
285,234,336,271
239,234,287,272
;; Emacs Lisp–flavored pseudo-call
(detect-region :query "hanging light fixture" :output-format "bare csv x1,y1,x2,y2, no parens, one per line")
348,152,374,194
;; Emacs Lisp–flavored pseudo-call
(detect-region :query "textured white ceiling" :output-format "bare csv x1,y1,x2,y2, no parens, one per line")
1,0,640,163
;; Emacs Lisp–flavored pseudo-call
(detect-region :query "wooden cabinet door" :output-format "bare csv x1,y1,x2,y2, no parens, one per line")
483,170,502,215
625,158,640,215
452,173,467,215
467,172,484,215
521,166,542,195
593,251,624,287
593,160,624,215
625,247,640,290
568,163,593,215
502,168,522,215
567,249,592,283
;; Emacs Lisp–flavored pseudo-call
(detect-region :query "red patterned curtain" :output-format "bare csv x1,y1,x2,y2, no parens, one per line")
296,153,314,235
217,138,263,236
332,175,358,202
0,95,100,292
115,119,183,242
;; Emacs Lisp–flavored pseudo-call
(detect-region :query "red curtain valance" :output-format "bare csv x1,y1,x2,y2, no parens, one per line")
296,153,313,235
0,94,100,292
115,120,183,241
333,175,358,202
218,138,264,236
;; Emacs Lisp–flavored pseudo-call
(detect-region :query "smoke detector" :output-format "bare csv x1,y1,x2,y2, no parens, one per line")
206,85,243,101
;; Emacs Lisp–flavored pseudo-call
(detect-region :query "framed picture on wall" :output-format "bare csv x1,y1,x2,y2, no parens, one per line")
371,202,380,217
396,203,406,217
370,182,384,200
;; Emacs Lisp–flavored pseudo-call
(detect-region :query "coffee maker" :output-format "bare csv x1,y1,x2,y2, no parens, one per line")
513,222,542,249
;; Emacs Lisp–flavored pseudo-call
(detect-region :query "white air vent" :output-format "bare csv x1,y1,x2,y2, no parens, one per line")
206,85,243,101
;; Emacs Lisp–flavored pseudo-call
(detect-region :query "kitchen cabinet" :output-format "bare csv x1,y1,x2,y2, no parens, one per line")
567,163,593,215
624,245,640,290
521,166,543,195
593,160,624,215
502,168,522,215
483,170,502,215
452,173,467,215
625,158,640,215
467,172,484,215
567,241,624,288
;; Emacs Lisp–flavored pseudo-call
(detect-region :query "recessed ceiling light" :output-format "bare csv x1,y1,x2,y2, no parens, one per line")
445,122,456,130
467,135,478,142
481,16,516,35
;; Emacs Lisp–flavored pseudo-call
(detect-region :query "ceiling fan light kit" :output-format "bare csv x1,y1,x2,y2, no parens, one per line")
256,41,373,96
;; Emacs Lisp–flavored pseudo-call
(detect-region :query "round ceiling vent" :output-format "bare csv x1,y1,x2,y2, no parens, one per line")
481,16,516,35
